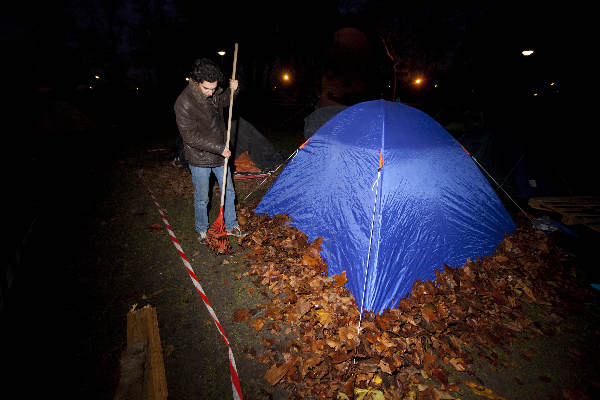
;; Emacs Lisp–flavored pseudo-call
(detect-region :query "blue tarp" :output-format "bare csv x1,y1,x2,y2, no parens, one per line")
255,100,515,314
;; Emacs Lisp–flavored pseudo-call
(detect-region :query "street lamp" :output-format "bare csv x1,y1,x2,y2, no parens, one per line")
217,50,226,68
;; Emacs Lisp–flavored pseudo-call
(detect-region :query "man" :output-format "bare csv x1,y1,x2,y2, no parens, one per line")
174,58,246,244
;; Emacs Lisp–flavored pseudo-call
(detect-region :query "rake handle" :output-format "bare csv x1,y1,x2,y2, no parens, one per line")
220,42,238,207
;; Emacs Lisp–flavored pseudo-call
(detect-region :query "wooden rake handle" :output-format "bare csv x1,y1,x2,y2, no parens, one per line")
220,42,238,207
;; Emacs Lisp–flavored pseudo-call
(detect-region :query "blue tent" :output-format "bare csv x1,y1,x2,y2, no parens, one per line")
255,100,515,314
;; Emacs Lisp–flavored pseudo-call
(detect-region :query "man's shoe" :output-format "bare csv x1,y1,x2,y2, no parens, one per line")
227,226,247,238
198,231,207,244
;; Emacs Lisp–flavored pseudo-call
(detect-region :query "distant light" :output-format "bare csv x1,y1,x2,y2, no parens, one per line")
533,92,538,96
217,50,226,56
185,77,190,81
388,85,391,88
434,84,438,88
414,77,423,85
550,82,555,86
89,85,93,89
136,87,139,91
283,73,290,81
522,49,534,56
94,75,100,79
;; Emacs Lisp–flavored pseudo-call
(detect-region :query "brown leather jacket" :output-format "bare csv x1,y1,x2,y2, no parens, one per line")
174,83,234,167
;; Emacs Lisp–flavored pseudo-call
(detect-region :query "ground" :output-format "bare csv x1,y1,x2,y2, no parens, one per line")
2,104,599,400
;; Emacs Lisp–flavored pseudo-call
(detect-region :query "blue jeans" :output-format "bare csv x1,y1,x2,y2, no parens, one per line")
189,164,238,234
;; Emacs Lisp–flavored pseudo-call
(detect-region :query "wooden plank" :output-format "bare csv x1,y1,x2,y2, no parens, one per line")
529,196,600,232
114,304,168,400
529,196,600,206
113,340,148,400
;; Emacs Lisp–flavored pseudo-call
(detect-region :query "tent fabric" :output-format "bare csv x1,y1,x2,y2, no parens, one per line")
255,100,515,314
229,117,284,171
303,105,348,139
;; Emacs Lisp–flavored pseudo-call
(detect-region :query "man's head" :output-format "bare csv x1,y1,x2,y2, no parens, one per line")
189,58,224,98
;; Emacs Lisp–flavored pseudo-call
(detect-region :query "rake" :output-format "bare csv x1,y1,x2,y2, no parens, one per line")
206,43,238,254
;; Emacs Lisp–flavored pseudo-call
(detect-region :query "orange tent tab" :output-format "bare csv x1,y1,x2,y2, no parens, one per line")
299,137,311,149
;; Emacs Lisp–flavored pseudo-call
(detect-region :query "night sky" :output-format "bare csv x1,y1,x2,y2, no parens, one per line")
5,1,566,102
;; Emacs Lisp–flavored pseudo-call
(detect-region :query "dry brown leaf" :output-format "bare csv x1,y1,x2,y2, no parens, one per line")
378,331,396,348
448,357,466,371
430,367,448,385
315,309,332,326
301,253,320,267
309,276,324,290
357,358,379,373
378,359,393,374
417,385,458,399
330,350,353,364
233,308,250,322
521,285,537,301
465,381,506,400
422,352,437,372
421,304,438,324
264,357,296,385
250,317,265,331
306,238,323,257
494,255,509,263
333,270,348,287
298,355,323,378
292,298,309,316
375,314,394,331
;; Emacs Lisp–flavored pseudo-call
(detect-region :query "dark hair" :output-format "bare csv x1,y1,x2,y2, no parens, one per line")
189,58,224,83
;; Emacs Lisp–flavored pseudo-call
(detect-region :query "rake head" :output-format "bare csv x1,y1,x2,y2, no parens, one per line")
206,207,232,254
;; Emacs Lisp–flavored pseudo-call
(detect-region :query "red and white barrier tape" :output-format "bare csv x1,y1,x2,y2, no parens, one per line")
138,169,243,400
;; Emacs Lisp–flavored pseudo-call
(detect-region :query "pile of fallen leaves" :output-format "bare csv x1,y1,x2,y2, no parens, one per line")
234,151,262,172
232,207,594,399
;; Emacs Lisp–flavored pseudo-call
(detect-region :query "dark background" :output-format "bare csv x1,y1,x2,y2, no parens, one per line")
1,3,596,398
10,1,585,199
6,1,571,123
1,2,586,247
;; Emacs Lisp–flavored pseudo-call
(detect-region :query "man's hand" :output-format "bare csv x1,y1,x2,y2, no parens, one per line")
221,147,231,158
229,79,239,92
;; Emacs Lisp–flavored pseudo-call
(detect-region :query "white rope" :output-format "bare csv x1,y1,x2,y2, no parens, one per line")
472,156,533,222
241,148,299,202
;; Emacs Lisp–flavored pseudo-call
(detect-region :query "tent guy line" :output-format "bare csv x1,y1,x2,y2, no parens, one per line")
242,147,301,203
470,154,534,223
